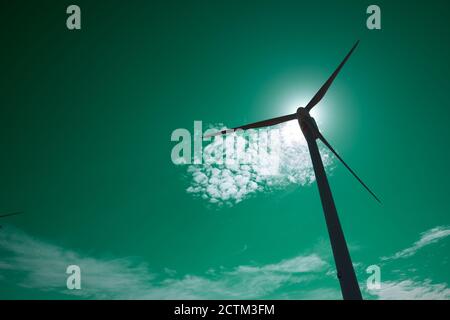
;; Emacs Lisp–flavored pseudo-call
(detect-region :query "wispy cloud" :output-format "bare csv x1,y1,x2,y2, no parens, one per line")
2,225,449,299
0,227,156,299
365,225,450,300
382,225,450,260
367,279,450,300
234,255,326,274
0,226,328,299
186,122,333,206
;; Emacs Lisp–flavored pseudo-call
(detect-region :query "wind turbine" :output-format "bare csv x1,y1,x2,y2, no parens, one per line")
204,41,380,300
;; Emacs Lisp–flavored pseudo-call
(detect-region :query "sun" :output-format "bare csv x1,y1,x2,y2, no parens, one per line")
279,120,305,145
273,89,330,146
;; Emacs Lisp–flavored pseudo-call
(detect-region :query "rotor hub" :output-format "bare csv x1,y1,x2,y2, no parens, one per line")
296,106,309,118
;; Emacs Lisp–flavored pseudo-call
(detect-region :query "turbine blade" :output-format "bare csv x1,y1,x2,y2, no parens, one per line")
0,211,24,219
305,41,359,112
204,113,297,138
316,131,381,203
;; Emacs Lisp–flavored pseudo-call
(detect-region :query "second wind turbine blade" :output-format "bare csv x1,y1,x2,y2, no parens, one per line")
204,113,297,138
315,130,381,203
0,212,24,219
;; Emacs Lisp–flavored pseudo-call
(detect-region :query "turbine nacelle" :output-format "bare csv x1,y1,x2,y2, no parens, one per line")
297,107,319,139
296,106,309,118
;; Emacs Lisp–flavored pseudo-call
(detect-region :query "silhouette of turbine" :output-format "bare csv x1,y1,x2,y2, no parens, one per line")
0,212,24,219
205,41,380,300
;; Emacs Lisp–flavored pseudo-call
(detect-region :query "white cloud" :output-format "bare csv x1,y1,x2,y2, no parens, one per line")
368,279,450,300
235,254,326,274
186,122,333,205
382,225,450,260
365,225,450,300
0,226,328,299
3,226,449,299
0,227,156,298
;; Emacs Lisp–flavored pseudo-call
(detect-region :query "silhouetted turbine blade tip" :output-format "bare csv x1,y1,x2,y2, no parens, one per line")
305,40,360,112
316,130,381,204
203,113,297,138
0,211,24,219
203,129,234,139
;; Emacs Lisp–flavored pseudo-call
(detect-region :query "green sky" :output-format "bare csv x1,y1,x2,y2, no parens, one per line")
0,0,449,299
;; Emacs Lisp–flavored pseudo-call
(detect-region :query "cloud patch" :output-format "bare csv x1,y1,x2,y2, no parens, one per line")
0,226,328,299
186,122,333,205
2,225,449,299
367,279,450,300
0,227,155,298
382,225,450,260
